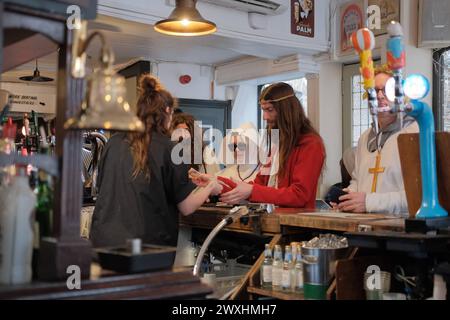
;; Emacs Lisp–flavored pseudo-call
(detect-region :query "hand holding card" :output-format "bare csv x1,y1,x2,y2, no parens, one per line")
217,176,237,194
189,168,212,187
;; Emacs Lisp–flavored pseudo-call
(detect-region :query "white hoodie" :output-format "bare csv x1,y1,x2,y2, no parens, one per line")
348,121,419,217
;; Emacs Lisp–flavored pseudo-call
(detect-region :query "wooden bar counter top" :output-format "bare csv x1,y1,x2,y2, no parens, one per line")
180,205,405,234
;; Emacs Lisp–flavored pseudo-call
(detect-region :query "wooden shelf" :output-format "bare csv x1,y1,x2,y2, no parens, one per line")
247,286,304,300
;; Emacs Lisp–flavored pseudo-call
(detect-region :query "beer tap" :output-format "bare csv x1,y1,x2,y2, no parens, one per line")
383,22,447,220
386,21,406,128
401,75,447,219
351,28,379,135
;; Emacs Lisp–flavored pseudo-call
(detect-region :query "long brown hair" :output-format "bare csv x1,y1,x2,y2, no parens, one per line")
260,82,321,178
127,74,176,179
171,113,206,171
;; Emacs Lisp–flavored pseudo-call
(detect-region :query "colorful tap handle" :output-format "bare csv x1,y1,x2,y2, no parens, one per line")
352,28,379,134
386,22,405,71
387,21,406,126
352,28,375,89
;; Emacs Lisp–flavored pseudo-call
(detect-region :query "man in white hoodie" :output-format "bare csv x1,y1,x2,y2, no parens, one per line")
216,122,260,183
335,70,419,217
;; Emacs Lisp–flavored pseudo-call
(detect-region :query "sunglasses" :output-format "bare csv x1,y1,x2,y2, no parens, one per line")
228,142,247,151
375,87,387,96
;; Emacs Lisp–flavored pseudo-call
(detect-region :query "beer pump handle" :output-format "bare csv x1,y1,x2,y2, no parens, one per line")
352,28,379,135
387,21,406,127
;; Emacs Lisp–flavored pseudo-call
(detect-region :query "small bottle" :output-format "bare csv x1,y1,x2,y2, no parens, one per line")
0,118,16,186
260,244,273,289
291,242,298,264
282,245,293,292
35,169,53,239
294,245,304,292
271,245,283,291
0,158,36,284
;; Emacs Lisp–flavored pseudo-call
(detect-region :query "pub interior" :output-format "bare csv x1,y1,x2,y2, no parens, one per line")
0,0,450,302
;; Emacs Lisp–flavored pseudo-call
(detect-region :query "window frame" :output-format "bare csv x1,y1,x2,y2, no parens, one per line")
433,46,450,131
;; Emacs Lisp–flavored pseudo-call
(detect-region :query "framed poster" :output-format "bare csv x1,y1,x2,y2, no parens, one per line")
368,0,401,36
291,0,315,38
339,0,364,56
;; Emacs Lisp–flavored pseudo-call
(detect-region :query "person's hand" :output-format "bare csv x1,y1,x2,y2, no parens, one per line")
337,189,367,213
209,180,224,196
330,202,339,211
219,179,253,205
189,168,213,187
191,175,211,187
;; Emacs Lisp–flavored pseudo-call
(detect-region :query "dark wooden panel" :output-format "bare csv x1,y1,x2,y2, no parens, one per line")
4,0,97,19
118,60,151,79
38,27,91,281
398,133,450,218
178,99,232,134
335,256,392,300
180,206,281,234
0,270,211,300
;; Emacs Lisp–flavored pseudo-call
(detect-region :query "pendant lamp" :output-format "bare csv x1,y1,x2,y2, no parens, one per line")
154,0,216,36
19,60,54,82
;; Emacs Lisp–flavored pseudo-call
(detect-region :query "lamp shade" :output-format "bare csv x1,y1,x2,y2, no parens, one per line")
65,68,144,132
19,60,53,82
154,0,216,36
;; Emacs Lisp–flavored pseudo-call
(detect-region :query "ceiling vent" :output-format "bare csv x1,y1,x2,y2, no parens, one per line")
199,0,286,15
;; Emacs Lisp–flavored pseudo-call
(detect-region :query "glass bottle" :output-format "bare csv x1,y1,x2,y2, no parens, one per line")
294,245,304,292
260,244,273,289
271,245,283,291
282,245,293,292
35,170,53,239
0,163,36,284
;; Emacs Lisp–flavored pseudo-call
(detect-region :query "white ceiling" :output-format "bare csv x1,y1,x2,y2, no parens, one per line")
1,14,310,84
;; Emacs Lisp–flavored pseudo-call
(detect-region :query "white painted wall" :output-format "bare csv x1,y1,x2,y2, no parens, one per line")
231,84,258,129
318,62,343,198
151,61,258,130
153,62,226,100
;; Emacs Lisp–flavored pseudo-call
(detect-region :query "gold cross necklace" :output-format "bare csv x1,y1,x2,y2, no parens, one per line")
368,131,385,193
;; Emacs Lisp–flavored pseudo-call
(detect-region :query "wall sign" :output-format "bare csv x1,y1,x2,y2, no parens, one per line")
0,83,56,114
368,0,401,36
291,0,315,38
340,1,364,55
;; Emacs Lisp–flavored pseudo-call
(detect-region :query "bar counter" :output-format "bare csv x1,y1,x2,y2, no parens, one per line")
180,205,405,234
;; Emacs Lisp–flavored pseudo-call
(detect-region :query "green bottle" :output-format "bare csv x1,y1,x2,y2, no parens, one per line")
35,169,53,239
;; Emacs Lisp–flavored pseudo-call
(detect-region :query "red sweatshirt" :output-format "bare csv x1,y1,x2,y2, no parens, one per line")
249,134,325,208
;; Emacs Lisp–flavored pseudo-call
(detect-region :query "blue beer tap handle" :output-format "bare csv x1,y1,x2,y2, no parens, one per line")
406,100,448,219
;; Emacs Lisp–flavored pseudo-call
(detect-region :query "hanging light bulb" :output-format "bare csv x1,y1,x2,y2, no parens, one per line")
154,0,216,36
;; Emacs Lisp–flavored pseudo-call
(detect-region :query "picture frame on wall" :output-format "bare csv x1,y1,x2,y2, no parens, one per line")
339,0,365,56
291,0,315,38
368,0,401,36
